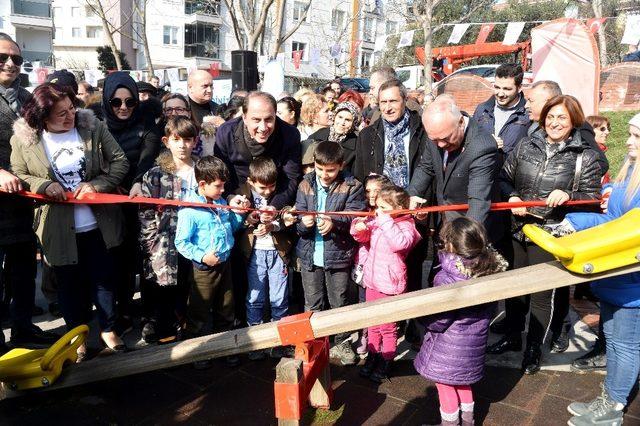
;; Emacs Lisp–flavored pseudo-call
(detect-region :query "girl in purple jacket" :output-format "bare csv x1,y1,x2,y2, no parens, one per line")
414,218,507,426
351,184,421,383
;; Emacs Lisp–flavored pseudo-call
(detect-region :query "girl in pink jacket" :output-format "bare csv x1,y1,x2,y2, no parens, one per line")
350,184,421,382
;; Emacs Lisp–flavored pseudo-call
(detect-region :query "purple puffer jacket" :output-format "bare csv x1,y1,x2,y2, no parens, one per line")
413,251,495,386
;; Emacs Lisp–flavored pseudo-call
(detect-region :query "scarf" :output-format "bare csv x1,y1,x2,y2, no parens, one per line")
101,71,140,132
329,101,360,144
382,110,411,188
242,122,273,158
0,78,23,115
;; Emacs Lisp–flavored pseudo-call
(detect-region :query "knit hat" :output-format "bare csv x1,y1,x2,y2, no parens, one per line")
46,69,78,94
301,139,319,165
629,112,640,130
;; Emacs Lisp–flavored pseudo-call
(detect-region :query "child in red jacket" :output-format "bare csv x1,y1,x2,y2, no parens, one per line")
350,184,421,382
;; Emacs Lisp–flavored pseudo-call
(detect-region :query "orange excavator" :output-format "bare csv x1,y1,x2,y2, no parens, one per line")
416,40,531,76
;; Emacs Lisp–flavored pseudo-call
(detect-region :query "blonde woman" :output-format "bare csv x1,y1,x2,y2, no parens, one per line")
563,113,640,426
298,94,332,140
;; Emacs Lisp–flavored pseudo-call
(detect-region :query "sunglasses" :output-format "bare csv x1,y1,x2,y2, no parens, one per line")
598,126,610,132
0,53,24,66
109,97,137,108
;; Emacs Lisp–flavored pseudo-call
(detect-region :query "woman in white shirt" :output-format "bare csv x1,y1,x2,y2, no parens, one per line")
10,83,130,359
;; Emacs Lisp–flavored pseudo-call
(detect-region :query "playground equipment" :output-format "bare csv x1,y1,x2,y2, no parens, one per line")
523,209,640,274
0,325,88,391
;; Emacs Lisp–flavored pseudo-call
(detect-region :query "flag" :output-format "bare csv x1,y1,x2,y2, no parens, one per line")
621,14,640,46
310,48,321,66
397,30,415,48
448,23,470,44
208,62,220,78
503,22,525,45
374,35,387,52
330,43,341,59
292,50,303,69
586,18,606,34
351,39,362,57
475,23,495,44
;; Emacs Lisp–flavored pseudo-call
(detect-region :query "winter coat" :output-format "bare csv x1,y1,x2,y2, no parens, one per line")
413,252,496,385
139,151,195,286
350,213,421,295
566,174,640,308
307,127,358,173
473,94,530,158
174,192,243,264
235,182,296,264
10,109,129,266
294,171,366,270
0,85,35,245
214,116,301,209
499,128,602,224
353,109,427,186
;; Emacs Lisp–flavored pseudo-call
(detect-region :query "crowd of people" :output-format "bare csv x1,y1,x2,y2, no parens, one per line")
0,31,639,426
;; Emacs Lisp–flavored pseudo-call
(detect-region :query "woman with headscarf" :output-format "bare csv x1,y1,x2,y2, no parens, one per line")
102,72,161,333
307,101,360,172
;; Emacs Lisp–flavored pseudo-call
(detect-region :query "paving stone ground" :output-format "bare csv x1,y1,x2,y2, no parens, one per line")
1,279,638,425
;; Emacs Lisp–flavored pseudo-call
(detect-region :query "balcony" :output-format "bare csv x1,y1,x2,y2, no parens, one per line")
11,0,52,28
184,0,222,25
21,49,52,66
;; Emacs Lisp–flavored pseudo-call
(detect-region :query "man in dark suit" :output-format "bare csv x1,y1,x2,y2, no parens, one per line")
0,33,58,353
408,95,500,230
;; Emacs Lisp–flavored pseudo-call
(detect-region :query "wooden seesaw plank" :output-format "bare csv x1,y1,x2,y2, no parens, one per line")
2,260,639,400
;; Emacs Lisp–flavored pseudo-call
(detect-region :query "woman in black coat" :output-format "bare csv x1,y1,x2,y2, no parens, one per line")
307,101,359,172
491,95,603,375
102,72,161,332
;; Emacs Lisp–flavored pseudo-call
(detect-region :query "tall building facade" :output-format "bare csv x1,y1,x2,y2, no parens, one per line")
0,0,54,66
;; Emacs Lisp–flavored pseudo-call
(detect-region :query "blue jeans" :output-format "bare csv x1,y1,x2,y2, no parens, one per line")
246,249,288,326
602,300,640,405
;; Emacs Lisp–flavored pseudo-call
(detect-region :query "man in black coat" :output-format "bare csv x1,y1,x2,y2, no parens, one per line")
0,33,58,352
353,79,428,186
408,96,501,230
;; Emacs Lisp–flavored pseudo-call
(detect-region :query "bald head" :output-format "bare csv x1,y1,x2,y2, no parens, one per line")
188,70,213,104
423,97,465,152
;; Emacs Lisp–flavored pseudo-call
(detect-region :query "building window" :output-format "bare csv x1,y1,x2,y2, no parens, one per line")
71,7,80,17
386,21,398,35
331,10,346,30
86,26,102,39
361,50,372,72
163,26,179,45
185,0,220,15
363,17,374,42
72,27,81,38
292,1,308,22
85,6,95,17
184,23,220,59
291,41,307,61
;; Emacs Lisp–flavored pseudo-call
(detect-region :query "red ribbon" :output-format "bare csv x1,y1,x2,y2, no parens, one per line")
4,190,601,218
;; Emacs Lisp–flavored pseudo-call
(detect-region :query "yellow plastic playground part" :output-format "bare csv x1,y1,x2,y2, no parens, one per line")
0,324,89,391
523,208,640,274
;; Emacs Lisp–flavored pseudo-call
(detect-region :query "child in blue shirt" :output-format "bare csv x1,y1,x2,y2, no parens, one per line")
175,156,247,349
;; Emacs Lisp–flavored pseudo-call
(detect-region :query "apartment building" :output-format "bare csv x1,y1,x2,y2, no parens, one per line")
0,0,54,66
51,0,137,70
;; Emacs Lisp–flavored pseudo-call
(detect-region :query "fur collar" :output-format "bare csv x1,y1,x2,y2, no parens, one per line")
13,108,97,147
155,149,198,175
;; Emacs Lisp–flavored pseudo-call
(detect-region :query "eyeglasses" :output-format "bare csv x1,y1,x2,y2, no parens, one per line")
598,126,610,132
109,97,137,109
164,107,189,114
0,53,24,66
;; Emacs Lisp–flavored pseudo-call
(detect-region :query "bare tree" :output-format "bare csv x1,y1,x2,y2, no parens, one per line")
589,0,607,66
84,0,133,70
131,0,153,74
270,0,312,58
217,0,276,51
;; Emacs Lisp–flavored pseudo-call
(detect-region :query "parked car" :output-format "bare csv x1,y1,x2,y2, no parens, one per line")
339,78,370,93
